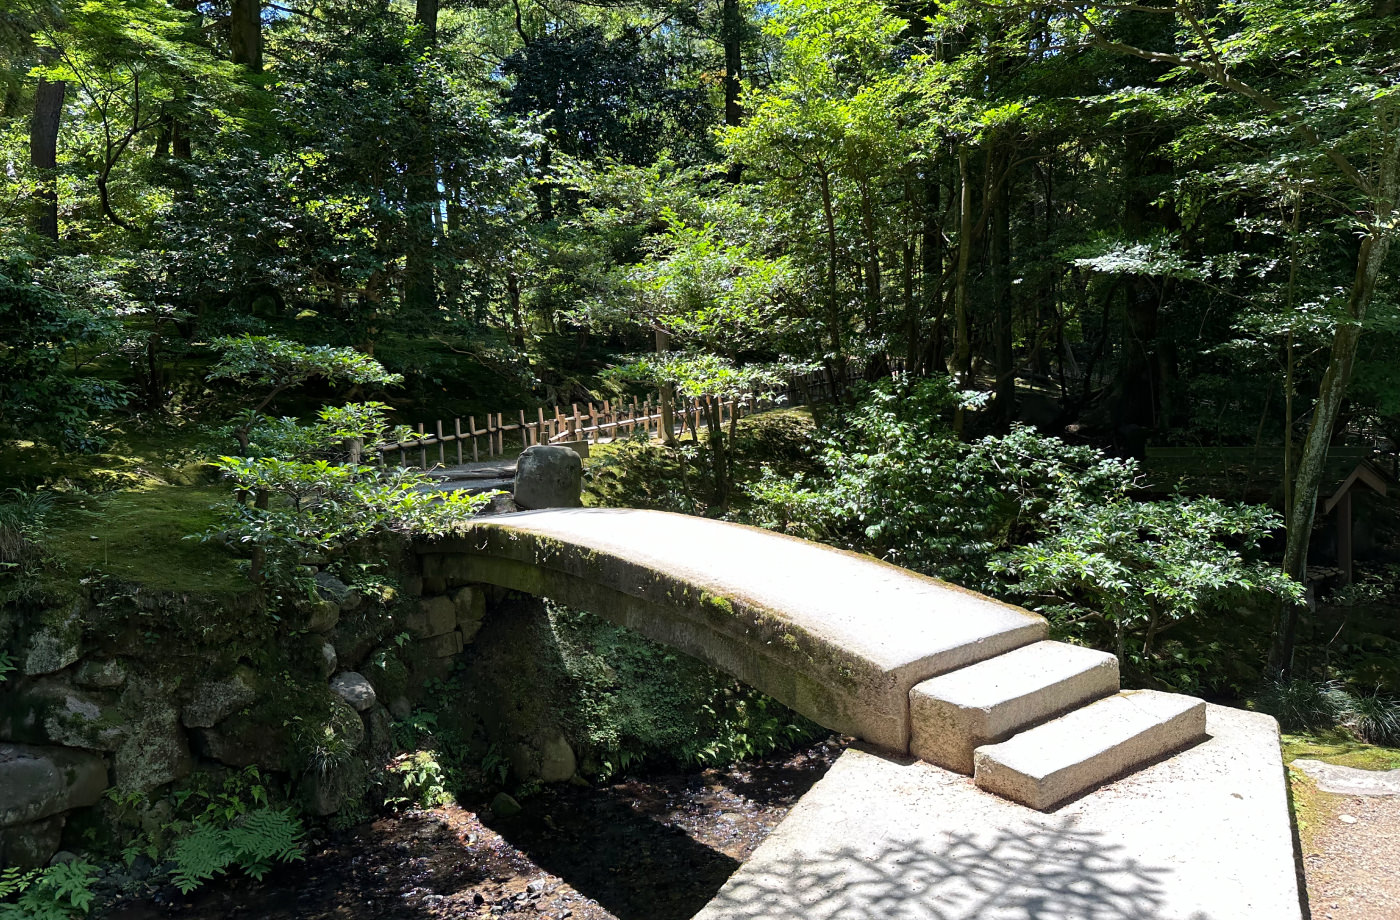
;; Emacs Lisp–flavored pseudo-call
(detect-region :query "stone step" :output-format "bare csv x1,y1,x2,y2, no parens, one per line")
973,689,1207,810
908,640,1119,773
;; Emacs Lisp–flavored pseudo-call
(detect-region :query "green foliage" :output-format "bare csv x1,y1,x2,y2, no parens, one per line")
742,380,1300,691
1253,678,1355,733
381,751,453,810
0,862,98,920
167,808,304,894
547,604,821,779
1342,693,1400,747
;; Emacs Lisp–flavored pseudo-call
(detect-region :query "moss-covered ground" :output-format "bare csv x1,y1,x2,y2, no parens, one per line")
3,422,249,598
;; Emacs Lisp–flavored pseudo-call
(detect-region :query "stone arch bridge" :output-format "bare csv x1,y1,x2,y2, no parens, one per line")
417,508,1301,919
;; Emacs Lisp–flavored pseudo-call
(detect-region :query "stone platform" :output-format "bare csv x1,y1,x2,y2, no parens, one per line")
694,705,1302,920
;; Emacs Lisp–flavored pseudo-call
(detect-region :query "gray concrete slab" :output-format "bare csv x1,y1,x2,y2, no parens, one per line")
694,705,1301,920
421,508,1047,751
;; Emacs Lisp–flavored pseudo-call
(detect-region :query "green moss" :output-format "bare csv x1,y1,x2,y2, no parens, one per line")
1280,729,1400,771
44,482,248,597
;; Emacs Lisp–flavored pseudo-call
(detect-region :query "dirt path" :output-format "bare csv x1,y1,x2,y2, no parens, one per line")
1302,793,1400,920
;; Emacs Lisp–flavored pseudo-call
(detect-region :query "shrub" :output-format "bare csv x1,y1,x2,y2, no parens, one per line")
1345,693,1400,746
0,862,97,920
1252,678,1354,732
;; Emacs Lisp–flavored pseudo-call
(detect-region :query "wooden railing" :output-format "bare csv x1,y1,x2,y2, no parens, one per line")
376,363,866,470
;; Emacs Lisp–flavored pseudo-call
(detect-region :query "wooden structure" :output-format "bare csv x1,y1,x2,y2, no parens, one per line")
1323,460,1392,585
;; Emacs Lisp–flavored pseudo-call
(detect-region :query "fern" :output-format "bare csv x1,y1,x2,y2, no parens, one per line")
0,862,97,920
169,808,304,893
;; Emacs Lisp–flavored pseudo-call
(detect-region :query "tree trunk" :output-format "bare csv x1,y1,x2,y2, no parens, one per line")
30,74,65,241
990,152,1014,426
230,0,262,72
1272,123,1399,673
952,146,973,437
656,328,676,445
405,0,440,314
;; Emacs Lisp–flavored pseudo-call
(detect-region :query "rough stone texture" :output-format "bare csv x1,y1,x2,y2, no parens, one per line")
363,703,395,766
452,586,485,641
418,554,478,591
0,742,108,827
420,629,465,658
191,712,286,771
113,682,192,793
512,446,584,510
182,666,259,728
910,641,1119,774
694,706,1300,920
973,690,1207,810
0,814,66,869
404,596,458,638
420,508,1048,753
491,792,522,817
74,658,128,690
330,672,377,712
17,682,128,751
538,734,576,783
1293,758,1400,796
317,641,338,679
22,606,84,676
314,571,353,606
305,599,341,633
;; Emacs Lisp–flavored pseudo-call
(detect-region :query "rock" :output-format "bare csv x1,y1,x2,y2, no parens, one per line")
491,792,522,817
114,685,192,793
314,572,352,606
512,445,583,510
329,672,377,712
483,493,519,515
1339,814,1358,824
191,711,286,771
17,682,127,752
452,587,485,642
538,734,577,783
305,600,341,633
420,630,465,659
1292,759,1400,797
388,696,412,720
319,641,338,679
74,659,128,690
404,596,457,638
182,667,259,729
0,743,108,827
48,850,81,867
22,605,85,676
363,703,395,767
0,814,66,869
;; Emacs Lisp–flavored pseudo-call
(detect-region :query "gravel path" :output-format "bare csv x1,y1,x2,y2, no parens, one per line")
1303,792,1400,920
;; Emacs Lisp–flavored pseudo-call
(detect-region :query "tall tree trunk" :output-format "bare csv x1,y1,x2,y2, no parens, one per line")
952,146,974,437
30,74,65,241
917,161,944,375
722,0,743,128
405,0,440,314
230,0,262,72
991,151,1015,427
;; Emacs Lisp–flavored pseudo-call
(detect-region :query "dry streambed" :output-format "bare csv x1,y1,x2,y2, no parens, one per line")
97,739,844,920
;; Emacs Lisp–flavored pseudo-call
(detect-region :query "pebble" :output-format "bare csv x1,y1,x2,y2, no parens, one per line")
1338,814,1358,824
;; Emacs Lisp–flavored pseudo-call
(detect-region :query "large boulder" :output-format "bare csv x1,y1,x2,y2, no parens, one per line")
113,679,191,792
329,672,377,712
182,667,260,729
0,743,108,828
0,815,66,870
22,604,85,676
512,445,583,510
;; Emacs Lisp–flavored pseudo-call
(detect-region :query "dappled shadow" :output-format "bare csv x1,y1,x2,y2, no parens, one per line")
701,816,1214,920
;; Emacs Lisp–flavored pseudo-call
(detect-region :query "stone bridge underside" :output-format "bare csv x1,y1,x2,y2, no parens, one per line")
419,508,1302,919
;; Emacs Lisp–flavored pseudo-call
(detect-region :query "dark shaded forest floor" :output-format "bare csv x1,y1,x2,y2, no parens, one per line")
96,739,845,920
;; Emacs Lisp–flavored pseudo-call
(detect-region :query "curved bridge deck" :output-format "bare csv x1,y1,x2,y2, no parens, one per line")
417,507,1300,918
420,507,1046,752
